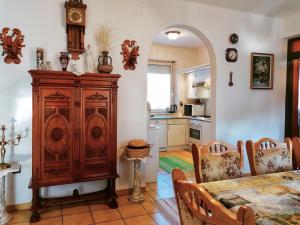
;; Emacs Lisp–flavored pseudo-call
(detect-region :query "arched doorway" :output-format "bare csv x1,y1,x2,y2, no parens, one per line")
146,25,217,185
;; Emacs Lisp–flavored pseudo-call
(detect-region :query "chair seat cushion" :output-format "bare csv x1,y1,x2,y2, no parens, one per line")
255,147,293,175
201,151,241,182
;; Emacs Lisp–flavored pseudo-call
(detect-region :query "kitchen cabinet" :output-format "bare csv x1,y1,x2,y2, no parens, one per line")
146,125,160,182
201,121,213,144
168,119,186,146
186,72,197,99
184,65,211,99
150,120,168,149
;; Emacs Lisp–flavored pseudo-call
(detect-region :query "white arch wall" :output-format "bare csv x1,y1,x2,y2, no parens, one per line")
0,0,285,205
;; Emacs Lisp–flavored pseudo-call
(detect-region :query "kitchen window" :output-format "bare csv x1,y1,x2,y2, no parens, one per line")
147,61,174,112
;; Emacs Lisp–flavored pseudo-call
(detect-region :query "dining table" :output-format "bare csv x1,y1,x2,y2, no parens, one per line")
199,170,300,225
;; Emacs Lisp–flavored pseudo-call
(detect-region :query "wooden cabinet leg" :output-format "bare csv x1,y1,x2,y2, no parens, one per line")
107,178,118,209
30,187,40,223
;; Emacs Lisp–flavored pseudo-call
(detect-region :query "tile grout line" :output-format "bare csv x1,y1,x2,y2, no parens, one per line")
87,201,96,225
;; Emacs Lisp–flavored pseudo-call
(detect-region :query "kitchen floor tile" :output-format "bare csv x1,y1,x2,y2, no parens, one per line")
88,200,109,211
95,219,125,225
8,210,31,224
147,190,161,200
63,212,93,225
40,206,62,219
124,215,156,225
157,188,175,199
117,195,135,206
7,222,30,225
118,204,147,218
91,208,121,223
151,212,171,225
62,203,89,215
33,217,62,225
142,201,159,214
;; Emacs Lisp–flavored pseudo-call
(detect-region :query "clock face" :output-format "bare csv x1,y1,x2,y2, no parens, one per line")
225,48,238,62
68,8,83,24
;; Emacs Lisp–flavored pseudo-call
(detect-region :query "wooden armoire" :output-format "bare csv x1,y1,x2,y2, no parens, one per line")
28,70,121,223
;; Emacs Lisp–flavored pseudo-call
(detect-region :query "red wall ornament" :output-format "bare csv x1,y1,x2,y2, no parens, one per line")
0,28,25,64
120,40,139,70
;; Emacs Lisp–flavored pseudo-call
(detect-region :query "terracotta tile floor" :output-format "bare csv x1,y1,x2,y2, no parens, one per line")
8,150,192,225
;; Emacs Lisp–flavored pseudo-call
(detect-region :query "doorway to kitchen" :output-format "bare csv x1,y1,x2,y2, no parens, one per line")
145,25,216,193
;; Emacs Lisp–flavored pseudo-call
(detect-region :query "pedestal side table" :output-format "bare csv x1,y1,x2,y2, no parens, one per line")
0,164,21,225
124,156,147,203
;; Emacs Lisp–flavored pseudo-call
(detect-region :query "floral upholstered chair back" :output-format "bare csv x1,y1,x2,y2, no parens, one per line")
246,137,293,176
192,141,243,183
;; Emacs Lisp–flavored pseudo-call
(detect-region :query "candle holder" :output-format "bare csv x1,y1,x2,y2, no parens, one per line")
0,125,21,170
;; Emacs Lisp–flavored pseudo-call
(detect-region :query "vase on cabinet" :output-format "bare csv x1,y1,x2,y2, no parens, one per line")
97,51,113,73
59,52,70,71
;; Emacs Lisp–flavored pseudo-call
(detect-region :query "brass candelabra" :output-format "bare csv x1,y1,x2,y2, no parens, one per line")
0,125,21,170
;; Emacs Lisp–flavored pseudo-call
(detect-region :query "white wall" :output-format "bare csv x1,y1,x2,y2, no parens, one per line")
0,0,286,205
282,12,300,38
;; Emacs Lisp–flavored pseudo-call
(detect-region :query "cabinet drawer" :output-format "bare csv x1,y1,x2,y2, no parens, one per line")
168,119,186,125
151,119,167,125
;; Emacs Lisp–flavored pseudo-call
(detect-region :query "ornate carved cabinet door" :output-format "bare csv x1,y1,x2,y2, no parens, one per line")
80,89,112,178
40,88,75,184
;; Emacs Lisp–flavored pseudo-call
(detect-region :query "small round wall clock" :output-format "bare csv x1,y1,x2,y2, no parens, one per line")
230,33,239,44
225,48,238,62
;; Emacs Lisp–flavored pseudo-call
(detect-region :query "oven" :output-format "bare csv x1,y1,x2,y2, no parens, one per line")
189,119,201,145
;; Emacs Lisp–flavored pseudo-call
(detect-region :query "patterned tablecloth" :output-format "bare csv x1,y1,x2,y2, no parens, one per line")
200,170,300,225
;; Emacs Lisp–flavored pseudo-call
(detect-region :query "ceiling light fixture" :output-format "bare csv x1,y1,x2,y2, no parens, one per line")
166,31,180,40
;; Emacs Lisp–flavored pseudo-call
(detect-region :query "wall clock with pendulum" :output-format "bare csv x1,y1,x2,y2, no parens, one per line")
65,0,87,60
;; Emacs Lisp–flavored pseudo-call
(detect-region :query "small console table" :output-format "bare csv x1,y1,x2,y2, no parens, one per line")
0,164,21,225
124,156,148,203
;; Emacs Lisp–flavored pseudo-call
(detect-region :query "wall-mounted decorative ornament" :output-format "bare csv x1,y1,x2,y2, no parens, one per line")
36,48,44,69
225,48,238,62
59,52,70,71
228,71,233,86
65,0,87,60
229,33,239,44
120,40,140,70
0,28,25,64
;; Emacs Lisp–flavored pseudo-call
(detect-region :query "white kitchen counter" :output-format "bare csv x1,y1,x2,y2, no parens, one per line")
150,115,211,122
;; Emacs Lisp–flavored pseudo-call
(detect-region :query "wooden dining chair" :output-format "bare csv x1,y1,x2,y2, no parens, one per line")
172,169,255,225
291,137,300,169
246,137,293,176
192,141,243,183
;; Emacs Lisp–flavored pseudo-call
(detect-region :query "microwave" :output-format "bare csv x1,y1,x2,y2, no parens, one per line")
184,104,204,116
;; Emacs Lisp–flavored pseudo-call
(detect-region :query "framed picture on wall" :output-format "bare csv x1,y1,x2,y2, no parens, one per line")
250,53,274,89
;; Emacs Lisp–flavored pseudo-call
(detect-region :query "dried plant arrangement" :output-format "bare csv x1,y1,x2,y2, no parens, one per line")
96,25,113,52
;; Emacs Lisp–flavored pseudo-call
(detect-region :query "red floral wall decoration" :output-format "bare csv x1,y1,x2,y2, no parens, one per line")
120,40,139,70
0,28,25,64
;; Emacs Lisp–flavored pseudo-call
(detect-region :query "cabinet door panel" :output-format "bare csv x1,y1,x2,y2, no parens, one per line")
168,124,186,146
40,88,75,183
80,89,111,178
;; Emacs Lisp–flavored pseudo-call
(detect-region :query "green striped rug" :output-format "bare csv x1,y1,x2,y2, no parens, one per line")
159,156,194,174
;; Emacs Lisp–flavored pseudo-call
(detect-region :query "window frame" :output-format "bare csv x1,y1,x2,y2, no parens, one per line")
147,60,175,113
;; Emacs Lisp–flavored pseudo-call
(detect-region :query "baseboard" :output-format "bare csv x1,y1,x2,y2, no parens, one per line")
7,202,32,212
6,186,146,212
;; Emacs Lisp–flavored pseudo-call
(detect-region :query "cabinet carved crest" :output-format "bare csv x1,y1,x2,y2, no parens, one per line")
86,92,108,101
